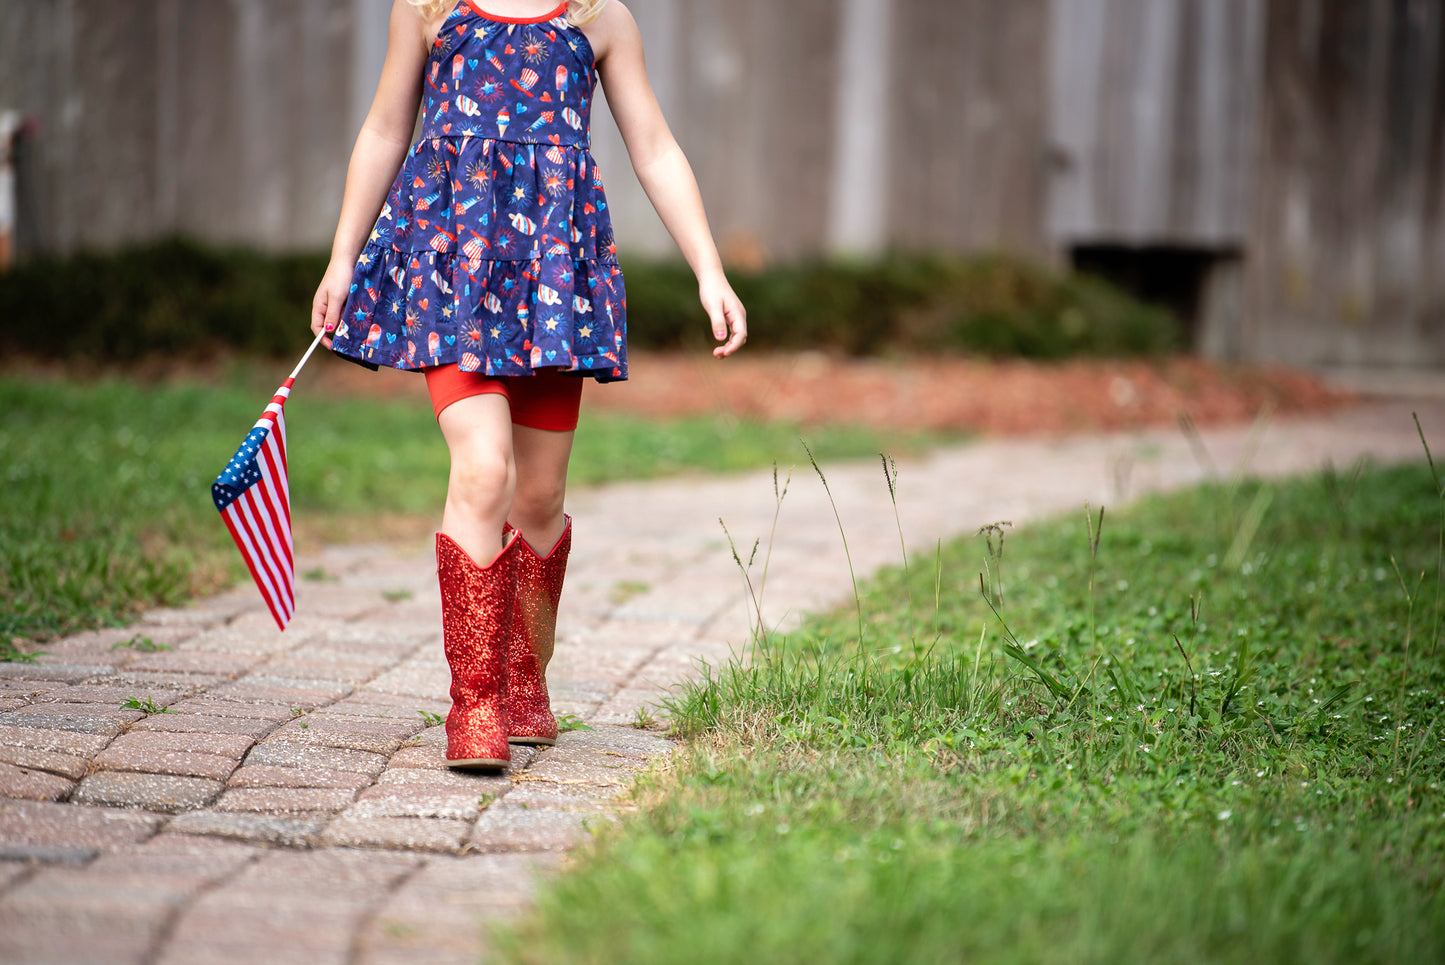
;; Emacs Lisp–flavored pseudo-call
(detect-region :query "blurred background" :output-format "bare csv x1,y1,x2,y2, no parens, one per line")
1,0,1443,370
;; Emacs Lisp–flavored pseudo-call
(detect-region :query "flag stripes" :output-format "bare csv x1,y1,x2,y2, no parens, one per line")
212,379,298,630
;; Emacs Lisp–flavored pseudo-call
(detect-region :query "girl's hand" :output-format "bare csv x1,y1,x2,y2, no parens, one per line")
700,270,747,358
310,257,355,349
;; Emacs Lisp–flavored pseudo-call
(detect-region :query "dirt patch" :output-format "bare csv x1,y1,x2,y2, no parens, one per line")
277,351,1351,437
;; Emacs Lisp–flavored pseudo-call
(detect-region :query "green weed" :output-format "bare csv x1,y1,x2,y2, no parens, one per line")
557,713,594,733
418,710,445,727
609,581,650,605
1,637,42,663
121,696,172,715
110,634,171,653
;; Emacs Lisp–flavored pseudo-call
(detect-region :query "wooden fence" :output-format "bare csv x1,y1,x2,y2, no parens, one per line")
1,0,1441,367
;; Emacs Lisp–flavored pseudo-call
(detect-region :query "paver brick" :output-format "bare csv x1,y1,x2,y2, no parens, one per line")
132,712,278,739
0,663,112,683
0,843,100,865
142,604,244,627
92,734,244,782
103,729,257,760
320,815,471,853
242,674,358,698
590,685,674,724
243,742,388,777
385,742,537,773
0,676,73,696
502,777,629,811
126,830,259,861
0,861,30,890
94,624,203,650
266,654,392,683
376,767,513,791
213,786,357,814
521,753,636,786
350,784,499,820
317,690,449,719
105,670,228,691
227,765,374,791
128,650,261,675
159,848,420,964
31,683,186,706
72,772,223,813
209,680,346,706
162,697,300,721
3,839,259,951
185,626,300,657
548,724,676,761
469,803,605,853
366,661,451,699
0,892,171,965
0,725,110,768
34,643,133,668
0,708,141,736
355,853,563,965
166,810,329,848
0,799,165,852
268,714,420,753
318,622,435,649
0,761,75,801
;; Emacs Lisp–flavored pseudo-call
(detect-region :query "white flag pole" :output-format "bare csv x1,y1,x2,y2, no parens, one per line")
288,327,329,383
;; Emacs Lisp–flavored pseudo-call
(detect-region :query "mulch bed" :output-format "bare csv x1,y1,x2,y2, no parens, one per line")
586,353,1348,435
311,351,1350,436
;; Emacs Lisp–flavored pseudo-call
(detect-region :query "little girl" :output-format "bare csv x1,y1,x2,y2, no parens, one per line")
311,0,746,768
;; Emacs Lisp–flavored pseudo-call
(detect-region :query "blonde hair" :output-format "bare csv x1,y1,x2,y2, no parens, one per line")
406,0,609,26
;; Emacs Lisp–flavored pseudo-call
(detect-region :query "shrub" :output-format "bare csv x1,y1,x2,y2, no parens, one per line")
0,240,1180,362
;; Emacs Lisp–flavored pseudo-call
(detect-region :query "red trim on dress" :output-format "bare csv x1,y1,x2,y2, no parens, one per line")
471,1,568,24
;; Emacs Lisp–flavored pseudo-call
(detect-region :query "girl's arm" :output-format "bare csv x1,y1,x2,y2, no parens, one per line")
311,1,433,342
586,3,747,358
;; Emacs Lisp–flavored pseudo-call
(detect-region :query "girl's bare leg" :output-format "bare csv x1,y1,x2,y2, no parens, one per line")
508,424,576,553
437,393,516,563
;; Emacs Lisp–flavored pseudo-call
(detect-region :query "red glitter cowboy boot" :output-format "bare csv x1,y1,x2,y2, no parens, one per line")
436,530,519,769
505,515,571,745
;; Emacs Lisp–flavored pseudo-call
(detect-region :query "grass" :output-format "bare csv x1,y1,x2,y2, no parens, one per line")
496,455,1445,964
0,372,946,644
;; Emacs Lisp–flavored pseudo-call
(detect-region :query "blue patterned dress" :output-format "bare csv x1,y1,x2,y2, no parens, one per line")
330,0,626,382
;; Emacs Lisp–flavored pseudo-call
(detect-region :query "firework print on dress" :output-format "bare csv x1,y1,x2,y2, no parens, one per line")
331,0,627,382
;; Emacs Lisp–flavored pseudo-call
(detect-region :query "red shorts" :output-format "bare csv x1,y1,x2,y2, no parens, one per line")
423,366,584,431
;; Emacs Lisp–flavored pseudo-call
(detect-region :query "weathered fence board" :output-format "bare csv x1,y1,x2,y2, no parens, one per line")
1046,0,1264,247
1244,0,1445,366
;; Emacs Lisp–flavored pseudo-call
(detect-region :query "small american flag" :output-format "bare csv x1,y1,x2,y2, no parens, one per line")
211,377,298,630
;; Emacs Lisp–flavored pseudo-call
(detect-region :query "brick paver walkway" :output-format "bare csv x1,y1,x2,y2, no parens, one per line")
2,398,1440,964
